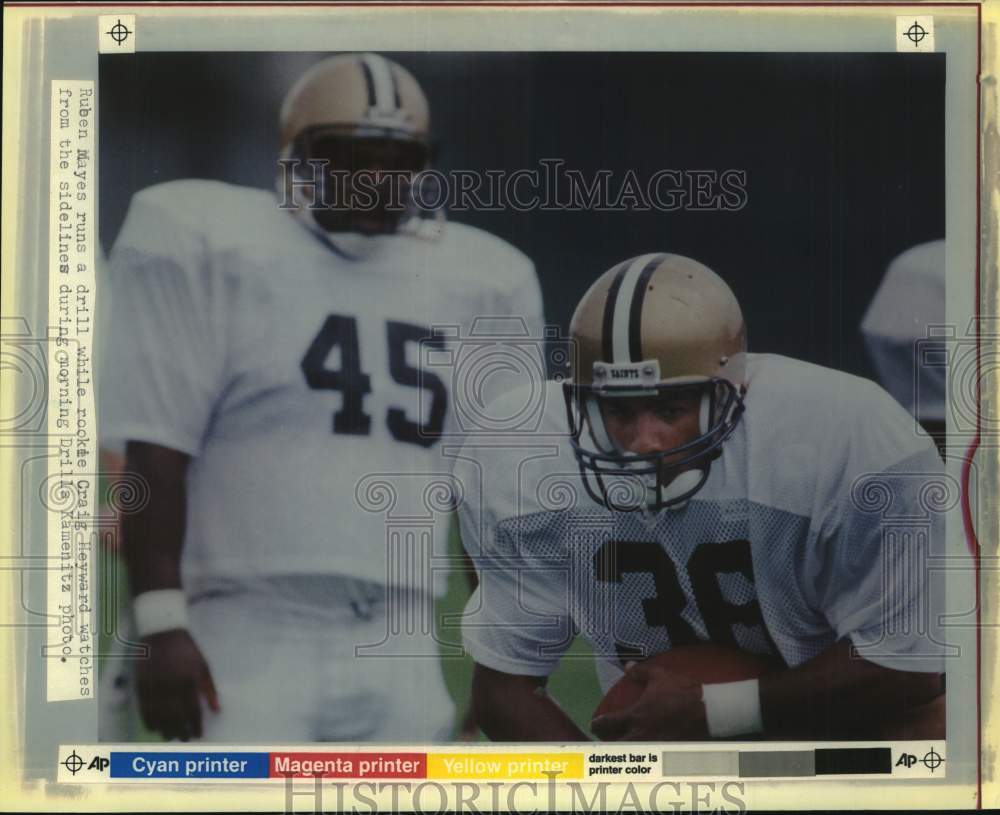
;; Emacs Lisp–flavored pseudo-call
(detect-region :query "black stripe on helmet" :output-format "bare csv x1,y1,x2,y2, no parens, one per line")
389,66,402,110
628,254,666,362
359,58,377,108
601,262,629,363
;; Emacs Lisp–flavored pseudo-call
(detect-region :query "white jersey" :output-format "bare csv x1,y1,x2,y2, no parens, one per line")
861,240,945,421
99,179,543,595
455,354,950,689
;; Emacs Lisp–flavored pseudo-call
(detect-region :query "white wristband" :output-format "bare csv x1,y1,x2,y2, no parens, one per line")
701,679,763,738
133,589,189,637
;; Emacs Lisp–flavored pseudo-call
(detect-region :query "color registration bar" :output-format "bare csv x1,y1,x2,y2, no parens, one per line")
270,752,426,779
111,752,269,778
106,751,580,780
662,747,898,777
67,743,941,783
428,752,584,780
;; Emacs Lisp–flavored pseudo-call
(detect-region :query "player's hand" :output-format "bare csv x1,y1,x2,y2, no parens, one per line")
590,661,708,741
136,630,220,741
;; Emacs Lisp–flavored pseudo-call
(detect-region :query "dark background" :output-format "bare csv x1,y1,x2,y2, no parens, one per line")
99,52,945,379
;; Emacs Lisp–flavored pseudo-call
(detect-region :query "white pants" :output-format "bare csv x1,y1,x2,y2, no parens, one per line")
184,578,455,743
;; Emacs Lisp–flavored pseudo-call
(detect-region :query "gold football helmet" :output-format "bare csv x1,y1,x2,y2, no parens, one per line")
564,253,747,510
277,53,437,253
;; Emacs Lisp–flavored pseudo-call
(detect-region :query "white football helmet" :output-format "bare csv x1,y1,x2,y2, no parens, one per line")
564,253,747,511
277,53,442,258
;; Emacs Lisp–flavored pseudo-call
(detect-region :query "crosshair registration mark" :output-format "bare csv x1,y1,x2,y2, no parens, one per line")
904,21,928,46
106,18,132,46
922,748,944,773
61,751,84,775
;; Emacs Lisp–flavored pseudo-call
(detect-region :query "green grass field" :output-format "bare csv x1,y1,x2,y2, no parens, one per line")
98,519,603,741
435,522,603,739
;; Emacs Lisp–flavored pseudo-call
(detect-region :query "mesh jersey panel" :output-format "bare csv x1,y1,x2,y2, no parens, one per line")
483,500,816,678
463,453,948,684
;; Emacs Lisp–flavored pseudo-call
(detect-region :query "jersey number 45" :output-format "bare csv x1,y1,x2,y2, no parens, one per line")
301,314,448,448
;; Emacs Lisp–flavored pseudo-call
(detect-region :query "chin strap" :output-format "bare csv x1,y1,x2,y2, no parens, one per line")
654,468,703,509
281,199,386,260
287,200,445,262
660,391,712,510
699,390,712,434
324,230,392,260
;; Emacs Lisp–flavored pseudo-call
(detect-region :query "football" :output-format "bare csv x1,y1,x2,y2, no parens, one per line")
593,645,783,720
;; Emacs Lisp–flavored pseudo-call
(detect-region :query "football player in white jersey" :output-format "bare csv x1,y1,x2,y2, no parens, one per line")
99,53,543,742
861,239,946,454
456,253,947,741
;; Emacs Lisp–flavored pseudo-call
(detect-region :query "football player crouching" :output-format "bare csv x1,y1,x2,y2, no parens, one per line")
455,253,947,742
